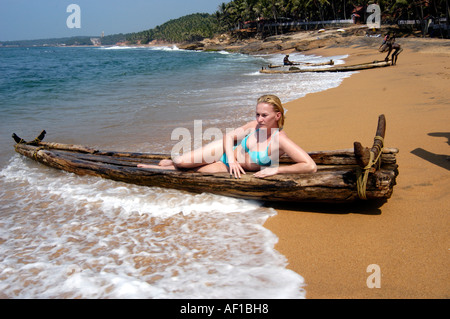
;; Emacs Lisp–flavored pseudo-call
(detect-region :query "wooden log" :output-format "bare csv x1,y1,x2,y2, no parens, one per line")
260,61,391,74
268,60,334,69
34,130,47,143
301,148,397,166
354,114,386,169
14,143,398,203
16,140,398,167
12,133,25,144
303,60,334,66
51,149,159,167
12,130,46,145
84,147,398,166
12,118,399,203
353,114,390,199
18,145,399,174
13,129,398,166
38,142,98,154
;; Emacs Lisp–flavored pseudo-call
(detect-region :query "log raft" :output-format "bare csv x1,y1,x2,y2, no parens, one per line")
12,115,398,203
260,60,391,74
268,59,335,69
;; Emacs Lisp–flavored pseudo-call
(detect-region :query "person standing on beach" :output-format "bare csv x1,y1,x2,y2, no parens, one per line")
379,33,403,65
138,95,317,178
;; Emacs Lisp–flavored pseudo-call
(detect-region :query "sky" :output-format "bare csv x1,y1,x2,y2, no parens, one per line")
0,0,227,41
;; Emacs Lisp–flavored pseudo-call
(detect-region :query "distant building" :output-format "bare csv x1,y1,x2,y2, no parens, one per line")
90,38,101,46
352,6,365,24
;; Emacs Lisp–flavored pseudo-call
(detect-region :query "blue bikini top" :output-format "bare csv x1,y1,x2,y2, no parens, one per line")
240,129,279,166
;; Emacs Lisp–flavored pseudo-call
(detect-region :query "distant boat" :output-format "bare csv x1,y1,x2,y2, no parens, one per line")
261,60,391,74
268,59,334,68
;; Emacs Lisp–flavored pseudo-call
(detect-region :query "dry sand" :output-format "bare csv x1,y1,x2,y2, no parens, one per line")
263,37,450,298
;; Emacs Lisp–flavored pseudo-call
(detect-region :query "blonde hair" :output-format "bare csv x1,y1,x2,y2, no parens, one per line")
257,94,285,129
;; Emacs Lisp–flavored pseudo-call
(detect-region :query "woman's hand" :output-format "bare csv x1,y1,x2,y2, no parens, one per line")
253,167,278,178
228,161,246,179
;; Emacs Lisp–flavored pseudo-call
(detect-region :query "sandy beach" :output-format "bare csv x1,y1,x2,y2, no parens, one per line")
263,36,449,298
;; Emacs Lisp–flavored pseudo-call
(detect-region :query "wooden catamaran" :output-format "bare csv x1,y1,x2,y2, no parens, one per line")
260,60,391,74
267,60,335,69
12,115,398,203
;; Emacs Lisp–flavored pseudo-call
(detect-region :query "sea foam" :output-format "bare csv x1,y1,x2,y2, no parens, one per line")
0,156,305,298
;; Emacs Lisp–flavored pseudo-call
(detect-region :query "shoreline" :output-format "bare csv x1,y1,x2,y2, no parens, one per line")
261,36,449,298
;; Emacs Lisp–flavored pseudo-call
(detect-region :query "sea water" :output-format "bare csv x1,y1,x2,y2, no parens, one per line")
0,46,352,298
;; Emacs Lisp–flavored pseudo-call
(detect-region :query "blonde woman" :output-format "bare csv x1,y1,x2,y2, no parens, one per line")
138,95,317,178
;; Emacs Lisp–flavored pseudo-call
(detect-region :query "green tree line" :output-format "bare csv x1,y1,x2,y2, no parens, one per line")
126,1,448,44
215,0,449,29
126,13,221,44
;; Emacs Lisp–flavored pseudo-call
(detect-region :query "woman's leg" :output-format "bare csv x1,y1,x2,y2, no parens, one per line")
195,161,228,173
137,160,228,173
138,139,225,170
137,163,176,169
172,139,224,169
137,158,176,169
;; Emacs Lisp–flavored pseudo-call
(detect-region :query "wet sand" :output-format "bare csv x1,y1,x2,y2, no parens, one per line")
264,37,450,298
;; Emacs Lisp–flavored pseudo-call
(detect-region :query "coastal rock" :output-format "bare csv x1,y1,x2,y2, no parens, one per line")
295,38,339,51
178,42,205,50
178,25,427,55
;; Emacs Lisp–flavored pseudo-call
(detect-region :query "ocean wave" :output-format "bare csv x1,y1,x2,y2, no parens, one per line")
0,156,305,299
98,45,182,52
99,45,137,50
147,45,181,51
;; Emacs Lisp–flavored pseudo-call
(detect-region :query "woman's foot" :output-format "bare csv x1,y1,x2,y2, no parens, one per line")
137,160,176,170
137,163,154,168
159,159,174,166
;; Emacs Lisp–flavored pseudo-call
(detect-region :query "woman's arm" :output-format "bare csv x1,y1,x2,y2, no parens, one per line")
254,132,316,178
